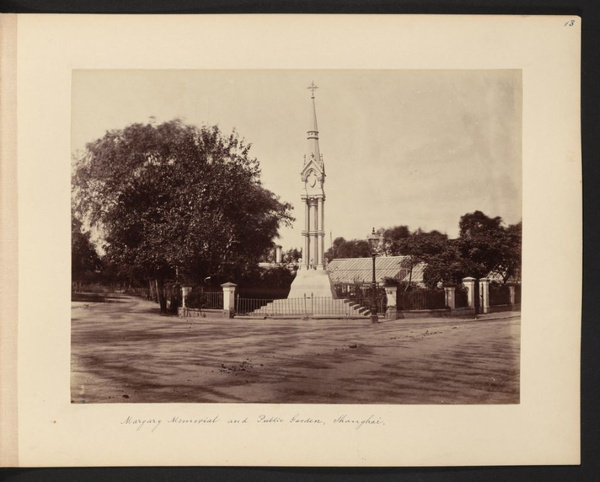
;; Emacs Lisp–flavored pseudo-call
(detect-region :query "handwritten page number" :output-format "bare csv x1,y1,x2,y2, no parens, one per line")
564,20,575,27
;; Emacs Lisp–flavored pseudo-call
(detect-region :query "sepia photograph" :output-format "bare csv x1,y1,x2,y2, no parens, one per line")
71,69,522,405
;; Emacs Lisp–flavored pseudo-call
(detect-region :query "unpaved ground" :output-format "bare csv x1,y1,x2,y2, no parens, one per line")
71,294,520,404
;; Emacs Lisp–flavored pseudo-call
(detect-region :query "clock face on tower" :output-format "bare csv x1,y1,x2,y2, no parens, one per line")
307,171,318,188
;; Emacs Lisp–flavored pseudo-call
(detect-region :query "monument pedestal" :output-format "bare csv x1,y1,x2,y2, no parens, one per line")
288,267,336,299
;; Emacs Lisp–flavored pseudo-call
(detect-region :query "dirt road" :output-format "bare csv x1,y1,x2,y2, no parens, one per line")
71,294,520,404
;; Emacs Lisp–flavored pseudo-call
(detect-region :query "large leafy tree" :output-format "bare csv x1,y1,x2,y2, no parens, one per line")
398,229,448,287
324,237,371,262
422,240,466,288
423,211,522,287
380,226,448,287
490,220,521,283
457,211,509,280
71,216,102,287
72,120,293,311
381,225,410,256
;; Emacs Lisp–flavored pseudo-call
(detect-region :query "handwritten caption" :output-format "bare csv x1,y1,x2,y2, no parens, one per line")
121,414,385,433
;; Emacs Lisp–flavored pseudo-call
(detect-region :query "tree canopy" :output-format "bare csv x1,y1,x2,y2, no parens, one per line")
71,217,102,285
321,212,521,289
381,225,410,255
324,237,371,261
423,211,521,287
379,226,448,287
72,119,293,310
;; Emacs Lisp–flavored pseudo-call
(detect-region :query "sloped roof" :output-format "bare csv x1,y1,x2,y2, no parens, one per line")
486,270,521,284
327,256,425,284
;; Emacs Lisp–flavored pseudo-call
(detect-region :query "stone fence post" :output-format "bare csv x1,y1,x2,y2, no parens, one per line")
181,285,193,309
462,277,476,309
221,282,237,318
507,282,516,306
479,278,490,314
385,286,398,320
443,284,456,310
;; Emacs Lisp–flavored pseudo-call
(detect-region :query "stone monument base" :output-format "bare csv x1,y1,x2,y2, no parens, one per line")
287,267,337,299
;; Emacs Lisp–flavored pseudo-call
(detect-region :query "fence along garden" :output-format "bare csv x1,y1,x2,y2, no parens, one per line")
233,283,471,318
175,279,520,318
235,294,373,317
74,276,520,318
232,285,470,318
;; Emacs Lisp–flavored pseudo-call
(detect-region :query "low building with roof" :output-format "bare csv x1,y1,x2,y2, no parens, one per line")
486,270,521,285
326,256,426,286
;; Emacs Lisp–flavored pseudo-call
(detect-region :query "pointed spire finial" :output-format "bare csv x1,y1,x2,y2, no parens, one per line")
307,81,319,99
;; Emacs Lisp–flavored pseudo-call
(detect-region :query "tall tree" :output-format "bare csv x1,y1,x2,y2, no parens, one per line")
457,211,507,280
72,119,293,312
387,228,448,287
422,240,465,288
324,237,371,261
413,213,521,288
382,225,410,256
71,216,102,288
491,221,522,283
459,210,503,238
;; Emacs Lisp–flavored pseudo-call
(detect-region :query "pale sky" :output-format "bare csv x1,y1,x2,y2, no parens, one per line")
72,70,522,251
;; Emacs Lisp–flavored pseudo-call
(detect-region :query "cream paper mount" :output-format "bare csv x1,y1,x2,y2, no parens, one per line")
0,14,581,467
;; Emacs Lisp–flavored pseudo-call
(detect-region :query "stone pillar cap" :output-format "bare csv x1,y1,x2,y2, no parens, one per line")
220,282,238,288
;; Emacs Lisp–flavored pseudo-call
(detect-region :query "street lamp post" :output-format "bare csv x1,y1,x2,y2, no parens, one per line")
367,227,380,324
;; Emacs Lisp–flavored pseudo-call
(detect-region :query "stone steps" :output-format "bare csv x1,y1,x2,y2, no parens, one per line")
250,298,370,318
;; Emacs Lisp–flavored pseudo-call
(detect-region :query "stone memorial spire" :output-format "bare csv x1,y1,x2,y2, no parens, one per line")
300,81,326,271
288,82,336,299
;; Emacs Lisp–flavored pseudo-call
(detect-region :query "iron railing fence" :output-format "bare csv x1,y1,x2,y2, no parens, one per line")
235,297,274,315
489,284,511,306
184,287,223,310
398,289,446,310
333,282,386,313
72,282,150,297
310,295,383,315
236,287,290,300
236,294,377,317
235,286,493,315
204,291,224,309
